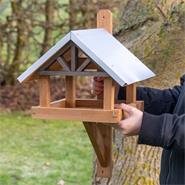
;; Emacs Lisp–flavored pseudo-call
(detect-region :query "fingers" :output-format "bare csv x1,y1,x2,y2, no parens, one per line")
114,104,121,109
118,119,131,136
119,103,134,115
115,103,134,118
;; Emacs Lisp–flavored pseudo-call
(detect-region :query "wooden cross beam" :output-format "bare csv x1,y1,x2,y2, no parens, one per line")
76,58,91,72
57,57,70,71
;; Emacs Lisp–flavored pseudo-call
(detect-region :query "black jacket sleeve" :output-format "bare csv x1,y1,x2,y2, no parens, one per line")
138,112,185,150
118,75,185,115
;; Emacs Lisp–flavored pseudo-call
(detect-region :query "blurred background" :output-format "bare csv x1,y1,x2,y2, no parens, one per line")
0,0,185,185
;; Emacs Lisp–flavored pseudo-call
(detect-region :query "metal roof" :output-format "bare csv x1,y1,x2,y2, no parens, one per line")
17,28,155,86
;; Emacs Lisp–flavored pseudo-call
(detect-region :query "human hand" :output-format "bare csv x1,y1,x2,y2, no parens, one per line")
93,77,104,96
115,103,143,136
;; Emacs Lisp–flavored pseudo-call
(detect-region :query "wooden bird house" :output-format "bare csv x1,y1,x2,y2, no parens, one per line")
17,10,155,177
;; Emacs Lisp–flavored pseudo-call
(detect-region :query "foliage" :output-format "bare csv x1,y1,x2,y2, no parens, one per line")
0,0,122,85
0,112,93,185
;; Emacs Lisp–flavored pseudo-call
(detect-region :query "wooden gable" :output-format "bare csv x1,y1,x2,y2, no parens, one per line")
37,42,109,78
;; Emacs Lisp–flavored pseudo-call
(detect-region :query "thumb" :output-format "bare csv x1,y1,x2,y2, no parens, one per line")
120,103,134,116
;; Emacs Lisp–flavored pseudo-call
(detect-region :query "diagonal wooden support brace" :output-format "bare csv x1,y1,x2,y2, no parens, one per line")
83,122,112,177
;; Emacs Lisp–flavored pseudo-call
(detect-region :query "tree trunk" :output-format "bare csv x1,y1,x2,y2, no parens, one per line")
68,0,77,29
40,0,55,55
10,0,27,84
92,130,161,185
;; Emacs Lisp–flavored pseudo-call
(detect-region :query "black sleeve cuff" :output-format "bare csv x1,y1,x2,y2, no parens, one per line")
138,112,164,147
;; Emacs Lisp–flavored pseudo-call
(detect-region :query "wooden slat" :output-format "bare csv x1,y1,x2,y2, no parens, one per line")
46,58,99,71
71,45,78,71
103,78,115,110
76,58,91,72
32,107,122,123
50,99,66,108
57,57,70,71
83,123,107,166
65,76,76,108
126,83,136,104
39,76,51,107
50,98,103,109
96,125,113,177
38,71,109,77
76,99,103,108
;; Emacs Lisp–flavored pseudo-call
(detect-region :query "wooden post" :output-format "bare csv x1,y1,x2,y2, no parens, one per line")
83,9,113,178
39,76,51,107
65,44,77,108
96,9,113,177
97,9,112,34
103,77,115,110
65,76,76,108
126,83,136,104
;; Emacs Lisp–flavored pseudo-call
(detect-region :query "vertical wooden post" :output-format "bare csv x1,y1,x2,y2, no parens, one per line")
97,9,112,34
96,9,113,177
71,45,78,72
39,76,51,107
126,83,136,104
103,77,115,110
65,44,77,108
65,76,76,108
83,9,114,178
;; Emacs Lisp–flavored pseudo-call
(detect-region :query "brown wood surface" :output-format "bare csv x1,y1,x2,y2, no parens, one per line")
84,122,113,177
95,9,113,177
32,107,122,123
57,57,70,71
50,99,66,108
50,98,103,109
65,76,76,107
97,9,112,34
126,83,136,104
39,76,51,107
76,99,103,108
71,45,78,71
38,70,109,77
76,58,91,72
103,78,115,110
83,123,107,166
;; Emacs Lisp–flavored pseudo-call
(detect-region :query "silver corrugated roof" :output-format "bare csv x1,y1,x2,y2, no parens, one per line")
17,28,155,85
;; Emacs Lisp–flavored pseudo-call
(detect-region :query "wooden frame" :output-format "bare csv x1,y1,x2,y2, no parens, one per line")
32,106,122,123
38,71,108,77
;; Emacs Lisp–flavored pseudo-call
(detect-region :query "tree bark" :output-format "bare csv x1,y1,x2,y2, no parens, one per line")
10,0,27,84
40,0,55,55
92,130,161,185
68,0,77,29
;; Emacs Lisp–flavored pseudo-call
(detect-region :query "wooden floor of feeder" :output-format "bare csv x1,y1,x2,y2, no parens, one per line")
32,99,122,123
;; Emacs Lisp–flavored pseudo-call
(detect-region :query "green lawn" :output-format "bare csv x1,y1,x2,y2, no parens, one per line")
0,112,93,185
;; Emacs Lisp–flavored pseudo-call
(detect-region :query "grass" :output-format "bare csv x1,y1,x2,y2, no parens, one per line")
0,112,93,185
